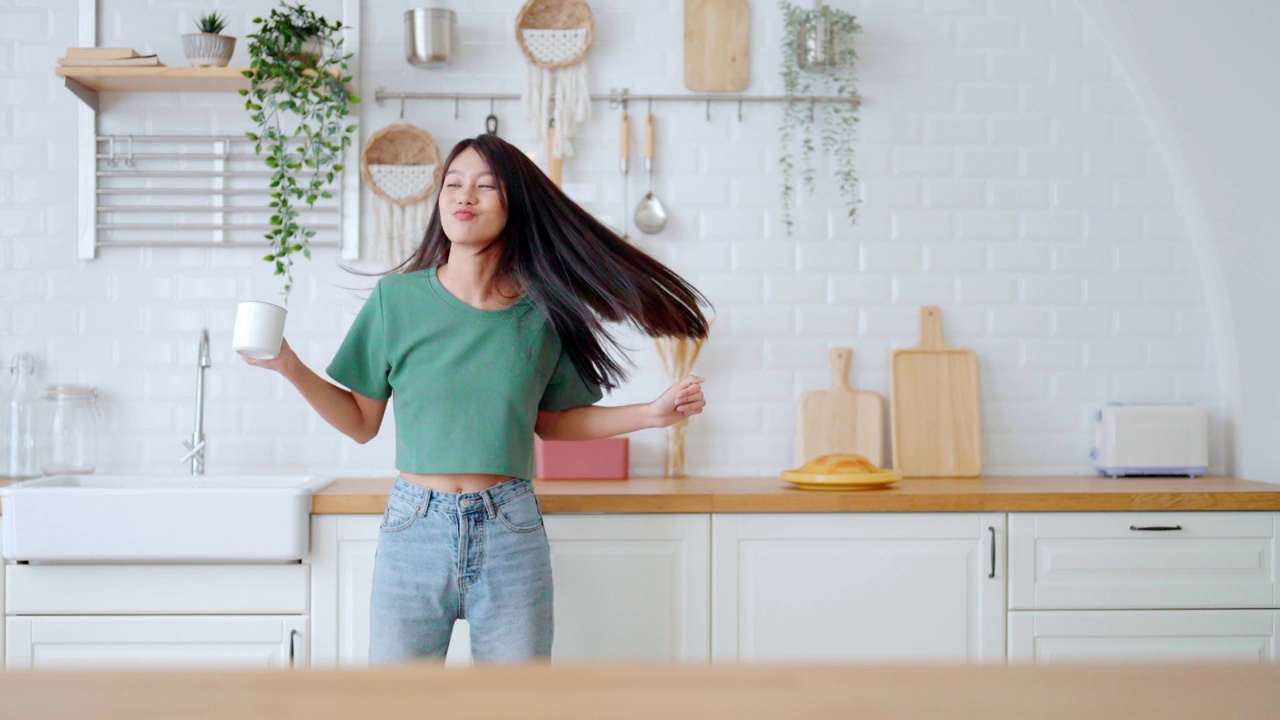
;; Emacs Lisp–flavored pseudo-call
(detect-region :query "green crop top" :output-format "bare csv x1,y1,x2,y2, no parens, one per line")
325,267,604,478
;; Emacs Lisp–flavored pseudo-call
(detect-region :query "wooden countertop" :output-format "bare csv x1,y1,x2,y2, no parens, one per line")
312,475,1280,514
2,663,1278,720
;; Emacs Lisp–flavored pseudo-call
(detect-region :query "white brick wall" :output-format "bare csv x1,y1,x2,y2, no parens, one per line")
0,0,1226,478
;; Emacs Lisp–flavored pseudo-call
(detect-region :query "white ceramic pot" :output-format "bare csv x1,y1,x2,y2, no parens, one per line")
181,33,236,67
232,301,287,359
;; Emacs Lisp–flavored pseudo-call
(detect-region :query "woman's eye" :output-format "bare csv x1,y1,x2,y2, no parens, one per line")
480,184,495,189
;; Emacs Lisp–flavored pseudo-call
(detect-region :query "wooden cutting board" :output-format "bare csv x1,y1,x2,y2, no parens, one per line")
890,307,983,478
684,0,749,92
797,348,885,467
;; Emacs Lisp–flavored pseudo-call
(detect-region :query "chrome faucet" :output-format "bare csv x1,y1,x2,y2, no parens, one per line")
180,329,211,474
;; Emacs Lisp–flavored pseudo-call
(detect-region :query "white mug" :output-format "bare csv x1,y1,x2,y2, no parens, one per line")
232,301,287,359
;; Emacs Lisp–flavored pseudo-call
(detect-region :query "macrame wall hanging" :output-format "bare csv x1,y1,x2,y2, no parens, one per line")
359,123,441,267
516,0,594,181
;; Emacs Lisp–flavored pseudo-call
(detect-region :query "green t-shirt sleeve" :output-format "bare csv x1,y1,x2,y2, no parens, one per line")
539,347,604,412
326,281,393,401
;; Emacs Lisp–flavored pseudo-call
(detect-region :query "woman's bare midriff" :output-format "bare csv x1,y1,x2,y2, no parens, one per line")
398,472,512,494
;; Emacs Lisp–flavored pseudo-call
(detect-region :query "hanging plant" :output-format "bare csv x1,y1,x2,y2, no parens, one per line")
241,2,359,301
778,1,862,236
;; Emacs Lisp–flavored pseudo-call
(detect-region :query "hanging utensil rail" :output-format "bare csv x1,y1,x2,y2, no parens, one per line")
375,87,860,121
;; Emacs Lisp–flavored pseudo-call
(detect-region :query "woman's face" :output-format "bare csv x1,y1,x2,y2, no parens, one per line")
438,147,506,247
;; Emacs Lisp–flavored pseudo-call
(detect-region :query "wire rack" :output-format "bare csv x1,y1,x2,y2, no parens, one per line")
90,134,344,250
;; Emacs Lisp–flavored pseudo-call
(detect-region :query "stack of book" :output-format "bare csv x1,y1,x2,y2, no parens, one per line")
56,48,163,67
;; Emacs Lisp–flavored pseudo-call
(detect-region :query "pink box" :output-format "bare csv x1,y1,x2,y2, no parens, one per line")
535,438,629,480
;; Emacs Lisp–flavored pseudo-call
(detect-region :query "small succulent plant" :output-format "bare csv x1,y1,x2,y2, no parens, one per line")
194,11,229,35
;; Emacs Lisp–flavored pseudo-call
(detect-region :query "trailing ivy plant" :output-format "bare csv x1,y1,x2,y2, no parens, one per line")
241,2,359,301
778,1,862,236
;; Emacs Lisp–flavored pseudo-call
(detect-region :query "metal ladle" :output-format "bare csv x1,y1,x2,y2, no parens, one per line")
634,107,667,234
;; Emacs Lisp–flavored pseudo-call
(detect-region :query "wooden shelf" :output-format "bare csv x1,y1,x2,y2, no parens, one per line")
56,66,249,105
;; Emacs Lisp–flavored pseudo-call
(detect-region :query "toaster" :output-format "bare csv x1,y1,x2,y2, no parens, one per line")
1091,403,1208,477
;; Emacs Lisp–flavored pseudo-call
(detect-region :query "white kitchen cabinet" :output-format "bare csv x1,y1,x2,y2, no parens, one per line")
1008,512,1279,610
3,563,310,670
1008,512,1280,664
1008,610,1279,663
5,616,307,670
310,513,711,666
711,513,1006,663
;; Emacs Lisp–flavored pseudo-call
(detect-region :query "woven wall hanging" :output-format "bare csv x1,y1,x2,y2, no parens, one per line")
359,123,441,267
516,0,594,160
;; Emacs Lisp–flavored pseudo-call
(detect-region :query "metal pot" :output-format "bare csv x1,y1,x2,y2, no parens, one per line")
405,8,456,68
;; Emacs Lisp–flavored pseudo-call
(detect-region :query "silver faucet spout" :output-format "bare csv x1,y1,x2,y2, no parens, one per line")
189,329,210,475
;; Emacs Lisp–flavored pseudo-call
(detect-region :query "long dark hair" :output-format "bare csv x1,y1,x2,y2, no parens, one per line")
392,134,711,391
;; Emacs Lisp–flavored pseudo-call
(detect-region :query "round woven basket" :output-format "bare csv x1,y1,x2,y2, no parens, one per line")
514,0,594,70
358,123,442,206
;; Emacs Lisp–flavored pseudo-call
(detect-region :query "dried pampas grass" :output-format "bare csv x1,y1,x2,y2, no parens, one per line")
654,329,710,478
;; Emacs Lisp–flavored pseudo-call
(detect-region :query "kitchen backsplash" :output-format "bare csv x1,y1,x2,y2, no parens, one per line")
0,0,1224,477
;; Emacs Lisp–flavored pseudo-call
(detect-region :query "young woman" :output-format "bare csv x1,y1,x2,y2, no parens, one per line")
243,134,711,664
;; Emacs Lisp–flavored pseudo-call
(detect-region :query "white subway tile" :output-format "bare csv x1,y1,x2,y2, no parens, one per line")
1021,83,1083,113
894,275,957,305
696,273,765,305
991,115,1050,145
1083,278,1144,306
923,179,987,209
1084,339,1144,368
988,52,1050,82
958,210,1018,238
796,242,858,272
1114,243,1174,273
865,178,924,205
13,303,75,334
766,275,827,304
797,308,859,336
892,147,956,177
924,0,986,13
1051,245,1112,273
990,307,1052,336
860,242,924,273
733,242,793,272
1116,308,1177,337
959,148,1019,177
1021,276,1082,304
1021,148,1082,178
959,84,1020,113
1053,180,1114,210
0,271,40,301
1147,340,1208,369
1052,372,1111,400
926,243,985,272
990,0,1051,15
830,276,892,306
1146,277,1204,306
670,241,731,271
991,180,1052,209
957,19,1020,49
1053,308,1111,337
991,244,1050,272
956,274,1016,304
1085,148,1148,178
1084,85,1141,113
1051,114,1115,144
1114,179,1174,210
919,49,988,81
923,115,988,144
729,306,794,337
728,371,794,402
1113,371,1176,402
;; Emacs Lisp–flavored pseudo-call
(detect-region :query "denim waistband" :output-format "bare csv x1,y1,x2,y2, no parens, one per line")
391,476,533,515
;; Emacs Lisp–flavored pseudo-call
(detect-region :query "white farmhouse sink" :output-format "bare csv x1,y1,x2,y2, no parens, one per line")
0,475,333,563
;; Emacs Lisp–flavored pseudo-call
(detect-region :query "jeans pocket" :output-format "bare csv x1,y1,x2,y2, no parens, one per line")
496,492,544,533
380,494,420,533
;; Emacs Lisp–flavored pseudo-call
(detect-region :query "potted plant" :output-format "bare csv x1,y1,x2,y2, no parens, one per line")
241,2,359,301
182,11,236,67
778,1,862,237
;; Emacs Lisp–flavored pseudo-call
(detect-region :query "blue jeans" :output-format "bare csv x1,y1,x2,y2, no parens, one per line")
368,477,554,664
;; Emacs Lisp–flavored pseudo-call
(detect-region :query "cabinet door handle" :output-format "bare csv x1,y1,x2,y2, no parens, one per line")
1129,525,1183,532
988,526,996,579
289,629,298,668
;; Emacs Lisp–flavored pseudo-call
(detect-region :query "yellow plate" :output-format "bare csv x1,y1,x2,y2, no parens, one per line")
780,470,901,491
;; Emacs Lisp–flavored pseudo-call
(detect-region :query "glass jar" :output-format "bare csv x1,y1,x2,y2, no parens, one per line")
1,353,40,480
41,384,99,476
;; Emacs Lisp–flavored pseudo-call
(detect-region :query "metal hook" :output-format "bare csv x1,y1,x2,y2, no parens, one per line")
489,98,495,115
125,134,134,167
647,97,653,114
809,99,816,123
399,96,405,121
106,135,116,167
737,99,744,122
454,97,460,120
705,99,712,122
222,136,231,160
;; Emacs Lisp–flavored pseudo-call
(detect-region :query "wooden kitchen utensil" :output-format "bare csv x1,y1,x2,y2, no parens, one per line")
684,0,749,92
890,306,983,478
797,348,885,467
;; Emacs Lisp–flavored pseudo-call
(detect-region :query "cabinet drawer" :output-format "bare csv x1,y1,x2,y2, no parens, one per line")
6,565,309,615
1008,610,1279,664
1009,512,1279,610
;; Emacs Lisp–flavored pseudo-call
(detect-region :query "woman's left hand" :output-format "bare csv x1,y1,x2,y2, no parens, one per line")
648,375,706,429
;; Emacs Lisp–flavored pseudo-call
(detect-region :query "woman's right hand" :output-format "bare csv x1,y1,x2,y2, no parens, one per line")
241,337,298,376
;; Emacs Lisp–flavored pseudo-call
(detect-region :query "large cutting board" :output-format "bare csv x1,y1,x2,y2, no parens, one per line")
890,307,983,477
684,0,749,92
797,348,885,467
